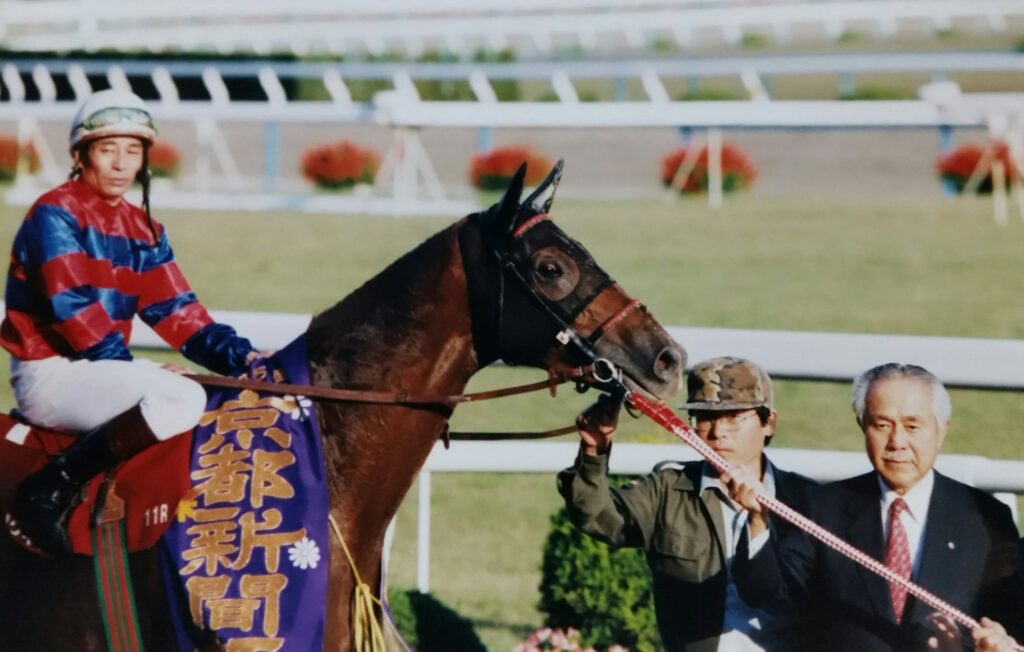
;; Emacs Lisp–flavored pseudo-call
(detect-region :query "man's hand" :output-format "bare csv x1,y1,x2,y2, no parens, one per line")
576,393,622,455
973,617,1018,652
721,466,769,537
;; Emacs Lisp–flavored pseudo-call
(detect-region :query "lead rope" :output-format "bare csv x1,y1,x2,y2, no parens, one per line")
625,391,1023,649
329,515,387,652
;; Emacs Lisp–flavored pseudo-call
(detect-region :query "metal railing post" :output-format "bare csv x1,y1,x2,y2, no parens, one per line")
416,469,432,593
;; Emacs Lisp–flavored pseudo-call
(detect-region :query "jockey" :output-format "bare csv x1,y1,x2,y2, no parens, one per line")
1,90,258,556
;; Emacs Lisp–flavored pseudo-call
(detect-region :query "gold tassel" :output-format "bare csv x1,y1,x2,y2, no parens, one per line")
329,515,386,652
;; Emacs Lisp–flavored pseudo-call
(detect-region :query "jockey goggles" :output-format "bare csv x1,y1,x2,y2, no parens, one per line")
78,106,155,132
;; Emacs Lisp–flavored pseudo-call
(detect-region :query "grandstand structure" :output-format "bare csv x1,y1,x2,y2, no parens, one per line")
1,0,1022,216
1,0,1022,56
3,51,1023,216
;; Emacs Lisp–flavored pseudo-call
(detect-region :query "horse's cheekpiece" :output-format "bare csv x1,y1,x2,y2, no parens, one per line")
0,414,191,556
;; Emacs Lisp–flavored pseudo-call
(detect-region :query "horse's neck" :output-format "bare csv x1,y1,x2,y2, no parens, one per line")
306,223,479,395
305,223,480,535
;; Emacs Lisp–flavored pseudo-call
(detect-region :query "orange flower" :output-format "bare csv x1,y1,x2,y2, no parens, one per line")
301,141,380,190
660,142,757,195
469,146,552,191
0,136,41,180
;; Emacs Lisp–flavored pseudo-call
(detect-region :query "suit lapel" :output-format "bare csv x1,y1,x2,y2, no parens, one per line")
843,474,893,619
906,474,965,625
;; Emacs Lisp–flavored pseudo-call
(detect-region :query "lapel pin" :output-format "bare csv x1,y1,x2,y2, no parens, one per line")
947,541,956,550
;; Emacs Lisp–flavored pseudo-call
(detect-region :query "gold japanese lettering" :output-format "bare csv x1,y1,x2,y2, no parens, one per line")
263,427,291,449
240,574,288,636
207,598,260,631
224,638,285,652
232,509,305,573
184,575,230,626
197,432,225,454
250,450,296,509
199,391,294,429
191,506,241,523
193,444,252,505
181,520,239,575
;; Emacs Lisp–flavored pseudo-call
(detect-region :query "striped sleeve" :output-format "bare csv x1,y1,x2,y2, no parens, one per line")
17,204,132,359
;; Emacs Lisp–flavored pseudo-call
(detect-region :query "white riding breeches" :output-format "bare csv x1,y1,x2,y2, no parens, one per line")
10,356,206,441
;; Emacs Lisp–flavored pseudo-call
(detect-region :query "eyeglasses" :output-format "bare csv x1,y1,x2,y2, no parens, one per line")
689,410,760,432
80,107,154,132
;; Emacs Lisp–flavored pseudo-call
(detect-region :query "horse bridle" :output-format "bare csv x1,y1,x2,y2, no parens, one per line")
491,211,644,385
188,212,644,440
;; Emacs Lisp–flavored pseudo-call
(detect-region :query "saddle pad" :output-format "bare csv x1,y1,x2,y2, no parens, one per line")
0,414,191,555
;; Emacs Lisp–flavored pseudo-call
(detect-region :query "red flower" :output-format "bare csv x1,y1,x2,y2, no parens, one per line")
936,141,1019,194
469,146,552,191
301,140,380,189
148,139,181,178
660,142,757,194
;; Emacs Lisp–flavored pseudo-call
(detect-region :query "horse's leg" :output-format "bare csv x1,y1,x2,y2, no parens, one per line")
0,534,217,652
0,542,107,650
130,548,226,652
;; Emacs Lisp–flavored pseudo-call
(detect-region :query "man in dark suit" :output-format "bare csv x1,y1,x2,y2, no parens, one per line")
559,357,816,651
727,363,1021,651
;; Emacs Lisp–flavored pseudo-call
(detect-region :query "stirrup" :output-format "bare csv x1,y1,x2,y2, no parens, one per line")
5,470,79,557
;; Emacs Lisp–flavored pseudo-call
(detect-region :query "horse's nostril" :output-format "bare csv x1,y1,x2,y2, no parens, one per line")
654,346,684,380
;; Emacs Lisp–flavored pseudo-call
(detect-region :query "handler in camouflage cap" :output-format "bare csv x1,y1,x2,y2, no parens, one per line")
681,356,776,445
682,356,773,411
557,356,814,651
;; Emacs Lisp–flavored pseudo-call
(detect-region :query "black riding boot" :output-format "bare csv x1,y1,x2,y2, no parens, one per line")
5,404,159,557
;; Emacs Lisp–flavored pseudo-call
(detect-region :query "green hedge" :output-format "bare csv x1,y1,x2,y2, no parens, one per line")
538,507,660,651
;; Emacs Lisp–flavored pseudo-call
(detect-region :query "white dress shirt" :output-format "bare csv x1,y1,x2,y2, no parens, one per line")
878,470,935,579
700,460,786,651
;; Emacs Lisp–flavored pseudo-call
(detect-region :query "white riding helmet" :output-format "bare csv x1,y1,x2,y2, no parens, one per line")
69,89,157,152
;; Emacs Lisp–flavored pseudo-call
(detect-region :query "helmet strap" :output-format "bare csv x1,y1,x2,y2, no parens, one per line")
69,143,88,180
138,146,158,246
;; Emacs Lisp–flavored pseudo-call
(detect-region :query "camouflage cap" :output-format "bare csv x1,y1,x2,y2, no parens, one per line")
679,356,773,411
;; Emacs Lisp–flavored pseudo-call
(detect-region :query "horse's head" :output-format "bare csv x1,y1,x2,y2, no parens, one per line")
467,161,685,400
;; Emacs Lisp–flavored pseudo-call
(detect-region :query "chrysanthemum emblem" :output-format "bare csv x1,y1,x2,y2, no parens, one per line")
288,536,321,570
287,395,313,421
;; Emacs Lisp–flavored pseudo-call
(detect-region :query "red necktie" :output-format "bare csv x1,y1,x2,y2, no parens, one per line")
884,498,912,622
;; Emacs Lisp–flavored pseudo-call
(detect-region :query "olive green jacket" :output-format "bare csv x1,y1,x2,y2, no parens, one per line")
557,446,813,652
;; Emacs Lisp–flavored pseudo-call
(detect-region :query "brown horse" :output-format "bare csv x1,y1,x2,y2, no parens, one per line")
0,162,685,650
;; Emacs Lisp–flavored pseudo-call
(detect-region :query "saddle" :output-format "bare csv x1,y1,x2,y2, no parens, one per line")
0,413,192,555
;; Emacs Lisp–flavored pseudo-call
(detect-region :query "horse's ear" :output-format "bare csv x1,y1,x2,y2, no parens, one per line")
499,163,527,220
522,159,564,214
477,162,528,243
478,163,527,241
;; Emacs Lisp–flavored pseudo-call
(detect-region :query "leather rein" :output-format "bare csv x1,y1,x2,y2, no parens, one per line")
187,212,640,444
185,365,605,444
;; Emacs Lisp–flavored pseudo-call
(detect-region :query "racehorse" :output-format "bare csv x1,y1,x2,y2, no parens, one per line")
0,162,685,651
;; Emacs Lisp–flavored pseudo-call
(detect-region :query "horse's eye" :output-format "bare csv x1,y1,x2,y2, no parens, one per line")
537,260,562,279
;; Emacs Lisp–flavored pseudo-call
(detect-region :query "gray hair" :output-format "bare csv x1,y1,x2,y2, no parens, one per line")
851,363,952,426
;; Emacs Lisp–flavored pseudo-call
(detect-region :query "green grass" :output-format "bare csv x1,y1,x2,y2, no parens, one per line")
1,194,1023,649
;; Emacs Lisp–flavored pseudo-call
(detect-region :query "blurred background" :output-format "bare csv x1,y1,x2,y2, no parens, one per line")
2,1,1023,649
